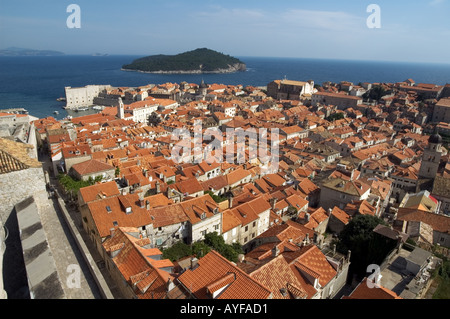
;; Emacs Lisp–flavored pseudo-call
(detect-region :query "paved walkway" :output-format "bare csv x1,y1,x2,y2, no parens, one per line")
39,150,123,299
38,196,102,299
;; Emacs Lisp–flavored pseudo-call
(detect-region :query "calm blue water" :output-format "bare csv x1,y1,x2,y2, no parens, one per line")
0,55,449,119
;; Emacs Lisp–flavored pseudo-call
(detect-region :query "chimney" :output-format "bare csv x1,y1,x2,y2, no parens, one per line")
167,278,174,293
110,228,116,238
396,235,403,253
270,198,278,210
190,257,199,270
304,233,310,245
156,181,161,194
272,245,280,257
347,250,352,262
139,200,145,208
238,254,245,263
305,213,311,223
146,200,150,210
228,195,233,208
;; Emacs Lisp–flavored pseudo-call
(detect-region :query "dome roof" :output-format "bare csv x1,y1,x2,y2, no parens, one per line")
429,133,443,144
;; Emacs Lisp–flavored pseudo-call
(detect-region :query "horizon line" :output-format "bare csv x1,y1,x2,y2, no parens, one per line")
2,52,450,66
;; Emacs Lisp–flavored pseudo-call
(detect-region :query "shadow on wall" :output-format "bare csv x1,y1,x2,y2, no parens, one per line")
2,208,30,299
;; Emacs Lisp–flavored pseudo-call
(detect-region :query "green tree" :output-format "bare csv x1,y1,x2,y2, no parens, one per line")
363,85,387,102
337,215,391,279
326,113,345,122
191,241,211,259
204,232,226,251
148,112,162,127
162,242,192,262
204,191,228,203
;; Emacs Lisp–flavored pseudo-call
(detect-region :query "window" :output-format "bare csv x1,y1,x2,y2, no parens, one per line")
113,221,118,227
245,226,249,232
201,230,207,237
214,224,219,231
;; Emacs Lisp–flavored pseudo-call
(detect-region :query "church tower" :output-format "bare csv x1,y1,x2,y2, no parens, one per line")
117,97,125,120
419,132,443,179
199,79,208,97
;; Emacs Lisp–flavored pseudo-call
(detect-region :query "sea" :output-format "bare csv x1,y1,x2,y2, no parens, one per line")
1,55,450,120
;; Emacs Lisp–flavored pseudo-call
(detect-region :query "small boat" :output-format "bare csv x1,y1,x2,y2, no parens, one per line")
76,107,89,112
92,105,103,110
57,97,66,102
54,111,59,115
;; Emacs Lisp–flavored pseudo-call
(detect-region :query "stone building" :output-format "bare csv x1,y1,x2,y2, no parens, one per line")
0,218,6,299
319,178,371,211
0,138,47,223
267,79,315,101
312,92,363,110
65,85,111,109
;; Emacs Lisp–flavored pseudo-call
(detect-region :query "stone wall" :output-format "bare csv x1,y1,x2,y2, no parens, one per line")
15,197,65,299
0,218,7,299
0,167,47,223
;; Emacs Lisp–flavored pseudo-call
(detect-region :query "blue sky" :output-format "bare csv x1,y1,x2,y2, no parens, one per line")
0,0,449,63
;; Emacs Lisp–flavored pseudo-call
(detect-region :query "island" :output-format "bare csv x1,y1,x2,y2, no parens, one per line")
122,48,246,74
0,47,65,56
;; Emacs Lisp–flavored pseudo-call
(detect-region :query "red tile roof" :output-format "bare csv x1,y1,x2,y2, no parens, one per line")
345,278,402,299
250,255,308,299
88,194,154,238
79,181,120,204
293,245,337,287
102,227,174,299
71,159,114,176
177,250,272,299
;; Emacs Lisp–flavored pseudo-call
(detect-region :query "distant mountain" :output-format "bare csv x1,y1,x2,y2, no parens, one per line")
122,48,246,74
0,47,65,56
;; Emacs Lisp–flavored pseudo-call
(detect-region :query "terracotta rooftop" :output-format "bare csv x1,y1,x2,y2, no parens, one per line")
176,250,272,299
79,180,121,204
0,138,41,174
102,227,174,299
344,278,402,299
249,255,308,299
397,208,450,234
71,159,114,176
293,245,337,288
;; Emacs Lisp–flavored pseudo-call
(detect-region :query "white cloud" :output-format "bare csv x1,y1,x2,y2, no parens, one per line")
430,0,445,5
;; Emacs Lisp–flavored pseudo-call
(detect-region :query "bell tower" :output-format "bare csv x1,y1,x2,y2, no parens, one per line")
117,97,125,120
419,132,443,179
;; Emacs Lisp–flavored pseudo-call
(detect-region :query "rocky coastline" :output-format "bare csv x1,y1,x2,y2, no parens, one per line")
121,63,247,74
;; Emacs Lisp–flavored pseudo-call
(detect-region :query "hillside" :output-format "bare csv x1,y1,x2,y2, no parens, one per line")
122,48,246,74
